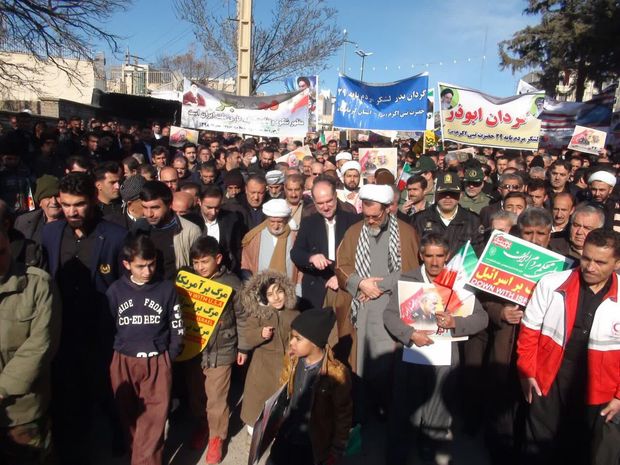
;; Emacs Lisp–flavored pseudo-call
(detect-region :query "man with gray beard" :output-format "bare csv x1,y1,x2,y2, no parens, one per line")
335,184,420,418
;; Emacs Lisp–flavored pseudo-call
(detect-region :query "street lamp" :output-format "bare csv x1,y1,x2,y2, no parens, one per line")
341,29,357,75
355,49,373,81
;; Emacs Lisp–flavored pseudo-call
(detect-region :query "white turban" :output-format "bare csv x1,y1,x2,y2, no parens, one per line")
358,184,394,205
265,170,285,185
341,160,361,174
262,199,291,217
335,152,353,162
588,171,617,188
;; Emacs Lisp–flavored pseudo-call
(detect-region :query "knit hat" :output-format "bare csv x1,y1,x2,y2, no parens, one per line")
34,175,59,203
120,175,146,202
224,169,245,188
291,308,336,348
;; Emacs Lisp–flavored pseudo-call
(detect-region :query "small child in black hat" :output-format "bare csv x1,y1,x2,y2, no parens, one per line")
268,308,352,465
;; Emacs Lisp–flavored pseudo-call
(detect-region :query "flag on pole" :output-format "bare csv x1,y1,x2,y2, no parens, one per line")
397,162,413,191
434,241,477,289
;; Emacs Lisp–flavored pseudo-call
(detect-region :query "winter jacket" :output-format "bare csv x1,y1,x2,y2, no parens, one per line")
199,267,248,368
239,271,299,425
517,269,620,405
0,262,61,426
280,346,352,463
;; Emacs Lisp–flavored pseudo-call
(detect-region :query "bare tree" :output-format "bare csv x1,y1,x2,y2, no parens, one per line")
174,0,344,93
155,44,220,86
0,0,129,94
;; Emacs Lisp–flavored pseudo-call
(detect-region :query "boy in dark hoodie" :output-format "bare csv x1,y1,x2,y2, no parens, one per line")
188,236,248,464
106,234,184,465
269,308,352,465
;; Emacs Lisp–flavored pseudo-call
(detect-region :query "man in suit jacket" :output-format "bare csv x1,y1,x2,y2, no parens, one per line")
198,184,245,275
41,172,127,464
291,176,359,310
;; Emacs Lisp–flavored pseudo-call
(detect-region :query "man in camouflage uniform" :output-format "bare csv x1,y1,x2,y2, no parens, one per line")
460,166,492,215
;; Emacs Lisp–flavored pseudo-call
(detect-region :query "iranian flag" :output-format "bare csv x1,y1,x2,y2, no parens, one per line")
397,162,413,191
317,132,326,149
433,241,477,312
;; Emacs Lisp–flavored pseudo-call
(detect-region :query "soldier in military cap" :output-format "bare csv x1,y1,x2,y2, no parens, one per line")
411,155,438,205
412,172,482,256
460,166,492,215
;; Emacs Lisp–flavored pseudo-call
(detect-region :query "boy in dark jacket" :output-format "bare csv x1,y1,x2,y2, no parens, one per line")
269,308,352,465
106,234,184,465
188,236,248,464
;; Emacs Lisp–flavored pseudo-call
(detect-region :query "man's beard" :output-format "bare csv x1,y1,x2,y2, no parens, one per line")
366,215,388,237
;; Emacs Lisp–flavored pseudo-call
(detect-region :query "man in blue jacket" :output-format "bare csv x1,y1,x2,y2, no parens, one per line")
41,172,127,465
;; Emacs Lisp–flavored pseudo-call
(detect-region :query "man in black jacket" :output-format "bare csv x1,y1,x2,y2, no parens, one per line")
291,176,359,309
412,172,482,256
197,185,245,276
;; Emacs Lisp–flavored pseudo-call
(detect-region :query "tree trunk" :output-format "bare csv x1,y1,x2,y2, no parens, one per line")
574,61,586,102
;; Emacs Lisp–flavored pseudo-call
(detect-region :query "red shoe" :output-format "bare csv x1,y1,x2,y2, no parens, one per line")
189,422,209,450
205,437,224,464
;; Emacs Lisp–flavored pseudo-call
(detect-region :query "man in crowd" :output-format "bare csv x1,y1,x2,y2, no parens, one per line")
547,160,573,196
265,170,285,200
198,185,244,275
588,170,620,232
335,184,419,413
400,175,429,217
0,230,61,465
248,146,276,175
238,174,267,230
480,173,525,228
460,166,492,214
41,172,127,464
283,173,305,230
159,166,179,192
94,161,122,216
551,192,575,234
134,180,201,280
240,198,298,282
518,229,620,464
14,175,63,244
527,179,549,209
411,156,438,205
412,172,481,256
567,203,606,259
291,177,359,311
104,174,145,230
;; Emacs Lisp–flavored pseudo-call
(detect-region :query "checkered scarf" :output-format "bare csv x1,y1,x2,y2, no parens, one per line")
350,213,401,327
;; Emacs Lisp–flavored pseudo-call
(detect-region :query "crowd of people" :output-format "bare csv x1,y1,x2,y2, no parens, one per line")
0,113,619,465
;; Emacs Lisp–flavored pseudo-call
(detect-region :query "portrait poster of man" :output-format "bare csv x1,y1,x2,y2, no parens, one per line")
398,281,475,340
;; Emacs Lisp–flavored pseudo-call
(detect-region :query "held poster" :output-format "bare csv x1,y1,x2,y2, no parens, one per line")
567,125,608,155
181,78,309,137
438,82,544,150
467,231,574,306
334,73,429,131
175,270,233,361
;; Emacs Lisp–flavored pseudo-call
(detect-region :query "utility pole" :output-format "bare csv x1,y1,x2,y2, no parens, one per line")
341,29,357,75
236,0,253,96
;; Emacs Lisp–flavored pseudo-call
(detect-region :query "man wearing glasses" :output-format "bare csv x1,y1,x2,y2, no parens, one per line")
480,173,525,229
460,166,492,214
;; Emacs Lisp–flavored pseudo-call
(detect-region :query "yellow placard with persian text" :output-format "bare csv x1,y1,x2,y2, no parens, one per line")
175,270,233,361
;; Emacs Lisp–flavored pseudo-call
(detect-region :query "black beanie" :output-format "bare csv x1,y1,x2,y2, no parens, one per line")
291,308,336,348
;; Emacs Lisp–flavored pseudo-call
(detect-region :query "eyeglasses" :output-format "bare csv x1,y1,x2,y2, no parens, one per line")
311,172,321,176
465,181,483,187
501,184,521,191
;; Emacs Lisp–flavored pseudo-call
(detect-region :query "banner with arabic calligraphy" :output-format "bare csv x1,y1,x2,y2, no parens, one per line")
181,78,309,137
438,83,544,150
175,270,233,361
468,231,574,306
333,73,429,131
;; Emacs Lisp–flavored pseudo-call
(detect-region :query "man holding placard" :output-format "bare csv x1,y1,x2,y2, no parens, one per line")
517,229,620,464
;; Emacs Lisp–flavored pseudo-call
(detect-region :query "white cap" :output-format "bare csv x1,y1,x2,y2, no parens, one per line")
335,152,353,162
588,171,617,188
262,199,291,217
358,184,393,205
341,160,361,174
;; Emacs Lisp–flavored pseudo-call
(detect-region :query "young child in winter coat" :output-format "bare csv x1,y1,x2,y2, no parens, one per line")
240,270,300,435
269,308,352,465
187,236,248,464
106,234,184,465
